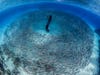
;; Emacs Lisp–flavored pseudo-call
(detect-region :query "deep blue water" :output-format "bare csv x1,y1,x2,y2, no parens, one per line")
0,2,100,31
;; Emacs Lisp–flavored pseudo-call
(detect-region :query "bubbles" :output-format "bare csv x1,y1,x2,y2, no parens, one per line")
0,10,95,75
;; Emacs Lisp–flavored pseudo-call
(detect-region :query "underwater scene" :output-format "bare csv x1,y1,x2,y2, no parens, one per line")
0,0,100,75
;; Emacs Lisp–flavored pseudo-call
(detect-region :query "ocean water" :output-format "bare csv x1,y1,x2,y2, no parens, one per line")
0,1,99,75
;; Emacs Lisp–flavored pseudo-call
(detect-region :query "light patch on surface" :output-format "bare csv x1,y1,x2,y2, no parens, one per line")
32,30,52,46
19,67,32,75
77,33,99,75
57,0,63,2
4,55,15,72
78,63,95,75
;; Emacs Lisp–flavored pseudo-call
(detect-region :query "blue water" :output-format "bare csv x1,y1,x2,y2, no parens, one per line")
0,2,100,31
0,2,99,75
